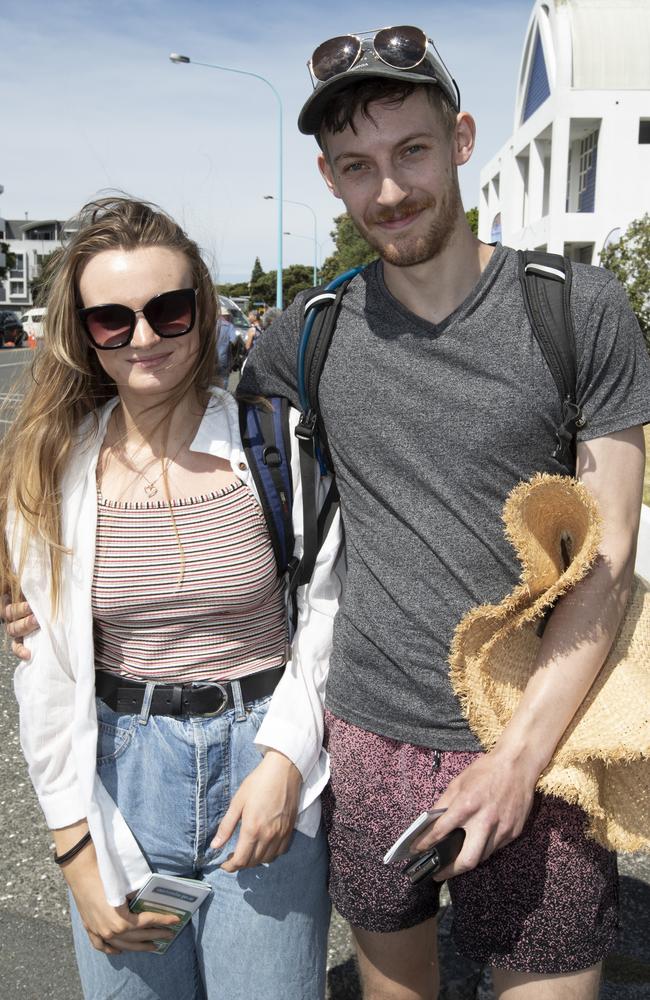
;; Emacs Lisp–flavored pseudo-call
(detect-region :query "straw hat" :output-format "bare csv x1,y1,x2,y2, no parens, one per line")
449,473,650,852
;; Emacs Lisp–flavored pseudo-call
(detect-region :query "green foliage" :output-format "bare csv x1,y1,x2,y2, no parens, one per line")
465,207,479,237
249,264,314,307
320,213,377,284
218,280,249,298
250,267,275,306
600,214,650,353
0,241,16,281
250,256,264,285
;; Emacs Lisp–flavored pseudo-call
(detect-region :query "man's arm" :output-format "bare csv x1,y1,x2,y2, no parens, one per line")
414,426,645,874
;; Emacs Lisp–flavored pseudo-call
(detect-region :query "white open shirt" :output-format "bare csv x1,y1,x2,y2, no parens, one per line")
9,387,344,906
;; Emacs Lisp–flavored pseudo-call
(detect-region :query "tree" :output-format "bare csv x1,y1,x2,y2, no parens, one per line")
250,256,264,285
600,214,650,353
0,241,16,281
282,264,313,304
218,280,249,298
465,206,479,237
320,213,377,284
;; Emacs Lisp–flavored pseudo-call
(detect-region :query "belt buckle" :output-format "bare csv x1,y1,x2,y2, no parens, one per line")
190,681,229,718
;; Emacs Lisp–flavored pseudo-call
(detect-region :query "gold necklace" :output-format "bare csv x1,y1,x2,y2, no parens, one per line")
138,436,189,498
101,424,191,500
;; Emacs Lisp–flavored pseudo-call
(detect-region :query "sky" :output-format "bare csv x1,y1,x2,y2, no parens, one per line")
2,0,534,283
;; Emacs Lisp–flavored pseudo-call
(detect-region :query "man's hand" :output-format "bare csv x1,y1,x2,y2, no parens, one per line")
2,595,38,660
54,825,179,954
410,748,538,880
212,749,302,872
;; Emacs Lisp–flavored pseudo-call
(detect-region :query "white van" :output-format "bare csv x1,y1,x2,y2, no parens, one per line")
20,307,46,339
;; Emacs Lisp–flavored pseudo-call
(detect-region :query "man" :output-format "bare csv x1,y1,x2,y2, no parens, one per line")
5,24,650,1000
236,26,650,1000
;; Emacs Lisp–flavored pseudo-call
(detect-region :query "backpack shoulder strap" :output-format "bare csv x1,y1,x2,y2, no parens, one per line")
517,250,585,467
291,268,363,588
239,396,294,574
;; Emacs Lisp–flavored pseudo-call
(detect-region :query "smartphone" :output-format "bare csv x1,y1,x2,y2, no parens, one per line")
128,873,212,954
383,809,448,865
403,828,466,884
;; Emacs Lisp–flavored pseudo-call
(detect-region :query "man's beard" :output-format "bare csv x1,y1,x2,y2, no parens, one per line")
360,180,461,268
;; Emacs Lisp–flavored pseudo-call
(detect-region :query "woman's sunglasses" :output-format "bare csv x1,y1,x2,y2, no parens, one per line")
78,287,197,350
309,25,431,83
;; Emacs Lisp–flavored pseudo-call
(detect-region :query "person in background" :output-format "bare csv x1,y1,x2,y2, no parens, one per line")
0,312,26,348
0,196,342,1000
215,307,240,387
246,309,263,351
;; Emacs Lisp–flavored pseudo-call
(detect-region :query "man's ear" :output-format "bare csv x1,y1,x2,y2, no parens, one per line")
318,152,341,199
452,112,476,167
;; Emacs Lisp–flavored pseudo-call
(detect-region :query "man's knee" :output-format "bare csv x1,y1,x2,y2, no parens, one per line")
352,919,439,1000
491,962,601,1000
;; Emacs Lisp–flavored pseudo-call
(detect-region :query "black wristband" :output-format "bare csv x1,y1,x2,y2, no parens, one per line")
53,831,92,866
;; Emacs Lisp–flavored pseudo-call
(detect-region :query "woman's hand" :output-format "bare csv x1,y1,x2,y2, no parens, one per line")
1,594,38,660
212,750,302,872
55,825,179,954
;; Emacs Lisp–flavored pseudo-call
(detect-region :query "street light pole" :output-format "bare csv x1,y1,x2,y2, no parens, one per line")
284,231,323,279
265,195,317,285
170,53,283,310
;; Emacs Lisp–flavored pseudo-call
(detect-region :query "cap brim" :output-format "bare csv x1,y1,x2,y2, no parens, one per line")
298,63,455,136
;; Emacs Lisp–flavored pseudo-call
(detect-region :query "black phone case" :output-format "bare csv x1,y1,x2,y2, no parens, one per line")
403,828,466,884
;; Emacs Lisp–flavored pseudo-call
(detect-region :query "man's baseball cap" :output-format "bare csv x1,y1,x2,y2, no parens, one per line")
298,25,460,136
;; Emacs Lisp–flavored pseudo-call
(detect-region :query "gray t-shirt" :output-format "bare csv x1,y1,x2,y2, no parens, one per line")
239,245,650,749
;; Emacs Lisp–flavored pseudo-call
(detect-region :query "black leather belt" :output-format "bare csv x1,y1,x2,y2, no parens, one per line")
95,665,285,718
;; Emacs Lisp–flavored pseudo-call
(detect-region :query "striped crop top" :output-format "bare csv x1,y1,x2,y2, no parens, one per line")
92,480,288,683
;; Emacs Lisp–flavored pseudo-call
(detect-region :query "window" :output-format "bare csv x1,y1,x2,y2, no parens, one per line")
578,130,599,213
490,214,502,243
522,30,550,123
10,254,25,279
639,120,650,144
10,281,24,295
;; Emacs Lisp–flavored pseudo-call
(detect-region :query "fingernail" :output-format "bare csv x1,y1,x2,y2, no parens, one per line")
211,837,223,849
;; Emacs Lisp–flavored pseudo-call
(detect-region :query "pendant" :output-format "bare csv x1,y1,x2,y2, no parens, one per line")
144,482,158,497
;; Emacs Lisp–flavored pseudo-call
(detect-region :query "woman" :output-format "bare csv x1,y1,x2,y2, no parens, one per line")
0,197,343,999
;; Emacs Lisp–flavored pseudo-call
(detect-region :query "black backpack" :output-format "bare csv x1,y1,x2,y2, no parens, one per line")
290,250,586,586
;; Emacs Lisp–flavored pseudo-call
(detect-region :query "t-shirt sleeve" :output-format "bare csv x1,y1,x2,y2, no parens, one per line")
237,297,304,407
575,274,650,442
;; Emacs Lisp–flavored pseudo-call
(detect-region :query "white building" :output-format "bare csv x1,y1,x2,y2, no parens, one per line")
0,218,76,319
479,0,650,264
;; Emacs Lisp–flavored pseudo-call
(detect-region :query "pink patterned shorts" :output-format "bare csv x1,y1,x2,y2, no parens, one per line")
322,710,618,974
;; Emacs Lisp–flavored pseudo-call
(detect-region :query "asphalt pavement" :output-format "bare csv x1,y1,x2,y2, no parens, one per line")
1,348,649,998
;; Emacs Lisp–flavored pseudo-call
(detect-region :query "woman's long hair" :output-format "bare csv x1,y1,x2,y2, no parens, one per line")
0,196,218,612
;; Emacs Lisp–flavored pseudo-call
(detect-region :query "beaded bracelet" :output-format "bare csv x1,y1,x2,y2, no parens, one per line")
53,831,92,866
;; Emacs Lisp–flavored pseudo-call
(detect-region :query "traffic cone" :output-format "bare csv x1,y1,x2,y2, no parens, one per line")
27,333,37,349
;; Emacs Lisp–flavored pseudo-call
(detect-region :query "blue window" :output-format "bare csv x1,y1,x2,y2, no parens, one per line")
522,30,550,123
490,214,502,243
578,132,598,213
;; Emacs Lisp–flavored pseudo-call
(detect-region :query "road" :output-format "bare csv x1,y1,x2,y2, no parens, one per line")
1,348,649,998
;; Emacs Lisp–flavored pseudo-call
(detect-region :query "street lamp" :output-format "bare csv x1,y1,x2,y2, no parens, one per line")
170,53,284,309
265,195,317,286
283,231,324,281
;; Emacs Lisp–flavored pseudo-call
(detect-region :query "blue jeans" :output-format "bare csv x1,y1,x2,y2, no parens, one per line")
71,686,330,999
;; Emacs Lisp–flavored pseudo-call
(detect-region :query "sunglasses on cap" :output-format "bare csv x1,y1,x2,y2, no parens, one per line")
78,287,197,350
308,25,459,101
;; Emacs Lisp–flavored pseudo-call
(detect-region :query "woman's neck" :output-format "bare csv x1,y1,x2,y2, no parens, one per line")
111,387,206,457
